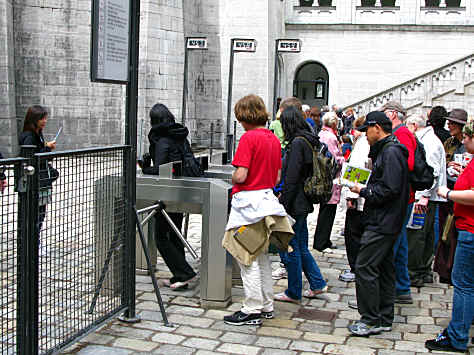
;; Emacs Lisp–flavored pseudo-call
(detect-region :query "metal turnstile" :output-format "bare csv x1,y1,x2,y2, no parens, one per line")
136,163,233,308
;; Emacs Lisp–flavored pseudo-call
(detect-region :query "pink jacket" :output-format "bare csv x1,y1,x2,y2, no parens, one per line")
319,127,345,204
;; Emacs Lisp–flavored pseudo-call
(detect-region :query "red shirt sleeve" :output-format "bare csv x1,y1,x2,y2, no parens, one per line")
232,133,251,168
395,128,416,171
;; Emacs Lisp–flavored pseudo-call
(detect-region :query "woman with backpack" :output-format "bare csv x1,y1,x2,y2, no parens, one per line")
140,103,197,289
313,112,345,252
275,106,327,303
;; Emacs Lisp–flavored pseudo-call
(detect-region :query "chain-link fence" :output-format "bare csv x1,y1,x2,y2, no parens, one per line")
0,145,134,354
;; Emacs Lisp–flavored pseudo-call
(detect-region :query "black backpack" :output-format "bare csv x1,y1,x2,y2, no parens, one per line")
392,126,434,191
178,140,204,177
298,136,339,204
410,137,434,191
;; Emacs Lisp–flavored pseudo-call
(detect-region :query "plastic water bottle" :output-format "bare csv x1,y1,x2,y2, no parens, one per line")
407,208,425,230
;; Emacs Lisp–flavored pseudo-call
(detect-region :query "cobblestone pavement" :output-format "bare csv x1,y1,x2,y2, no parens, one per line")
62,205,474,355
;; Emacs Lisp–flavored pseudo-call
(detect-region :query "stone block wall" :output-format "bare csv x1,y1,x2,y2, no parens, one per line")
283,27,474,107
183,0,223,149
12,0,126,152
0,0,17,156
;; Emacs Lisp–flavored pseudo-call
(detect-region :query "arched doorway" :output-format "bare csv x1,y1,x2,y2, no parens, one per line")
293,61,329,108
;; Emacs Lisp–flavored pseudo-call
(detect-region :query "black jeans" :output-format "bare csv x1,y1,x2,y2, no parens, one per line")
355,230,397,326
313,203,337,251
154,212,196,283
407,201,437,281
344,208,362,273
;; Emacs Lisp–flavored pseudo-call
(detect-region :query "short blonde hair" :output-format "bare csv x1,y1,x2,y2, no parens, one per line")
323,111,338,128
234,94,269,125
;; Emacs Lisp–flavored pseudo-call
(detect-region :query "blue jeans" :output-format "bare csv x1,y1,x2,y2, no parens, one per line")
394,204,412,296
434,204,440,251
285,216,326,300
279,250,289,267
447,230,474,351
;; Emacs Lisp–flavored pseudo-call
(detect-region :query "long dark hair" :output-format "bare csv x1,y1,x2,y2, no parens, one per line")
22,105,48,132
428,106,448,129
149,103,176,126
280,106,310,142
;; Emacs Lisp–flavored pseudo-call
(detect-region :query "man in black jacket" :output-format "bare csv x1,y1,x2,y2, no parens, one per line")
347,111,410,336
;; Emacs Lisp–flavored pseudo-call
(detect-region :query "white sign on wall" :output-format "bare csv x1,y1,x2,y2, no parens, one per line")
233,39,257,52
187,37,208,50
91,0,130,83
277,39,301,53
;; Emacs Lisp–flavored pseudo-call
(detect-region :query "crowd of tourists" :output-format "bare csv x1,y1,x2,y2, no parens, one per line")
223,95,473,354
7,98,472,353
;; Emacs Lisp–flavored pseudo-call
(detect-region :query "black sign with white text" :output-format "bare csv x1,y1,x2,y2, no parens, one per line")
91,0,130,84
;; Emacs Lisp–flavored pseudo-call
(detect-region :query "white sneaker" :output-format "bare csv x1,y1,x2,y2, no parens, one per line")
339,270,355,282
272,267,287,280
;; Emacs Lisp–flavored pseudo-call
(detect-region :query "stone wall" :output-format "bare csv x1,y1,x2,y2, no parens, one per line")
218,0,285,141
183,0,223,148
0,0,17,156
136,0,186,156
283,27,474,107
12,0,126,152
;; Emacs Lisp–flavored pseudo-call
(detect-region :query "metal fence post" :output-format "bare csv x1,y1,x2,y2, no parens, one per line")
17,145,39,354
121,0,140,322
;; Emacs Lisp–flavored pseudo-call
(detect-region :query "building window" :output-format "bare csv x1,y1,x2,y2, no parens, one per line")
315,79,325,99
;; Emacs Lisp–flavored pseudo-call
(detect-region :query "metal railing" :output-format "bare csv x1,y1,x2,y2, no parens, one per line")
0,145,134,354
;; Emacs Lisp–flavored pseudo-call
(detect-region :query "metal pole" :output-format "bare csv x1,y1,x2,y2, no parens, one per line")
233,121,237,157
182,38,189,125
272,40,279,121
17,146,37,354
122,0,140,322
209,122,214,163
226,39,235,158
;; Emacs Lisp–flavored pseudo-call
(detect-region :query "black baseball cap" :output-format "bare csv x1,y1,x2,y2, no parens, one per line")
357,111,392,132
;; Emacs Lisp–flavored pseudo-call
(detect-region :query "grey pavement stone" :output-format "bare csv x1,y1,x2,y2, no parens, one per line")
216,343,261,355
175,325,222,339
165,305,205,317
112,338,158,352
323,344,375,355
151,333,185,345
289,340,324,352
138,310,164,322
181,337,220,351
211,321,259,334
395,340,429,352
168,314,215,328
254,336,291,349
152,344,195,355
77,345,132,355
103,325,154,340
261,349,296,355
219,331,257,344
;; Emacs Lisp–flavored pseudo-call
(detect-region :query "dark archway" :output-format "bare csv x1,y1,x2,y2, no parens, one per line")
293,61,329,108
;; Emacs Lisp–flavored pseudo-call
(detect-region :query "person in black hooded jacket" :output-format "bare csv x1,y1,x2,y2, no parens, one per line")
347,111,409,337
142,103,197,289
274,107,327,303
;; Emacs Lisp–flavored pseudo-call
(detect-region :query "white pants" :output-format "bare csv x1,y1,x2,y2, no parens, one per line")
238,252,273,314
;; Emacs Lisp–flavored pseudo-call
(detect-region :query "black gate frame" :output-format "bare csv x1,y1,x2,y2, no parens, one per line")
1,145,135,354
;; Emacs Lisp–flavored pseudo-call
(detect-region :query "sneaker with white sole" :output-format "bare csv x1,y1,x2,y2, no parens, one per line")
260,311,274,319
348,299,358,309
347,321,382,336
272,267,287,280
339,270,356,282
223,311,262,326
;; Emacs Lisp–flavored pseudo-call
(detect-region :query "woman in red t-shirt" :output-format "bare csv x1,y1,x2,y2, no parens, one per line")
223,94,283,326
425,120,474,353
